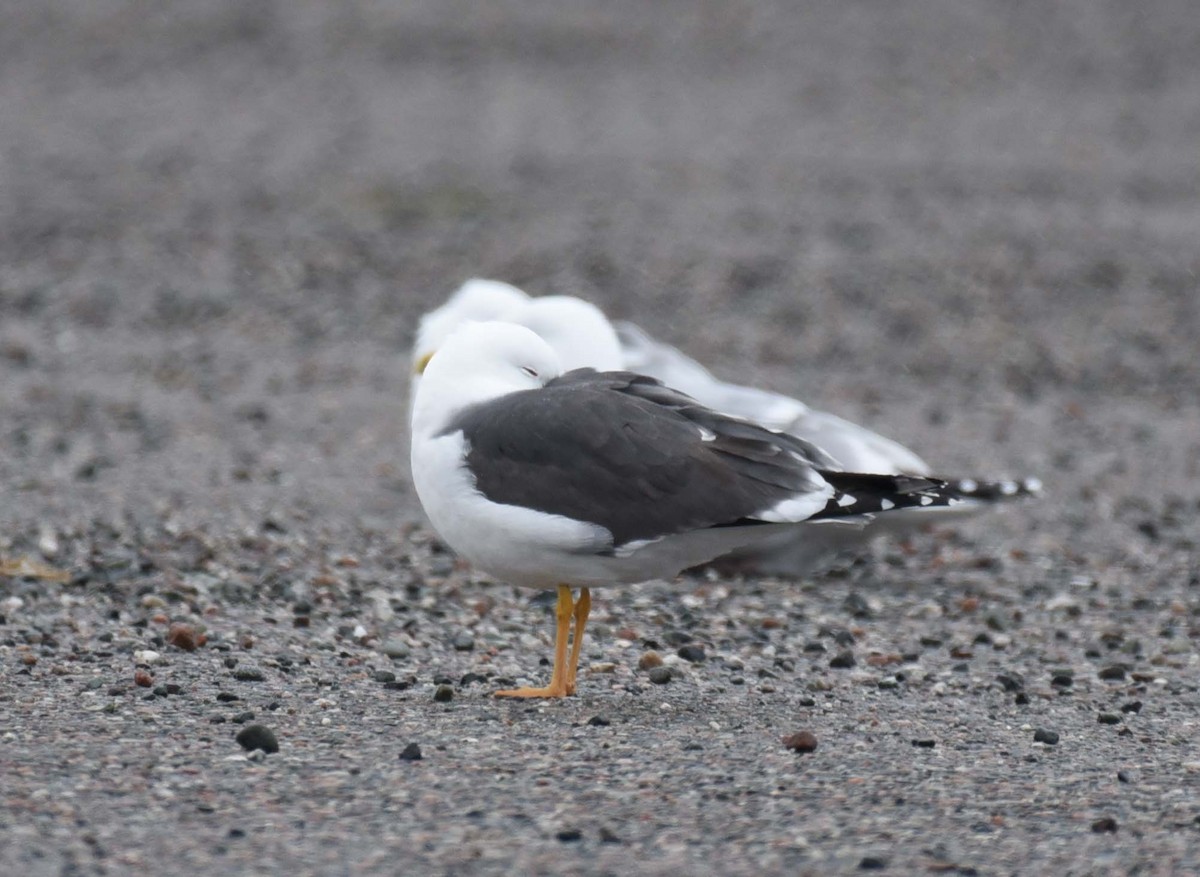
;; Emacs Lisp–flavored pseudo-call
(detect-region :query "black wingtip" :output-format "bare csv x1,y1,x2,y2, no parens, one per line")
811,472,1042,521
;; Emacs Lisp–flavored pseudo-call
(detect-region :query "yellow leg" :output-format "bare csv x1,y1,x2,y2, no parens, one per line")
565,587,591,695
495,585,575,698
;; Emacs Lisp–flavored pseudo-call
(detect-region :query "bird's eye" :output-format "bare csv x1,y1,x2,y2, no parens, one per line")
521,366,539,378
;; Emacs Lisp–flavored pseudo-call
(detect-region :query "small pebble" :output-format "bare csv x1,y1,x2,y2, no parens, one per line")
234,667,265,682
1050,674,1073,688
216,692,239,702
373,670,397,683
587,716,611,727
648,666,672,685
1098,665,1127,681
638,651,663,670
1117,770,1131,783
1097,713,1121,725
782,731,819,753
996,673,1024,692
912,739,936,748
598,826,621,844
134,670,153,688
676,644,706,663
382,640,410,660
452,632,475,652
433,684,454,702
399,742,423,761
555,829,582,842
1033,728,1060,745
232,711,255,724
1091,816,1118,834
1120,701,1142,713
829,651,856,669
235,724,279,754
843,592,872,618
859,856,888,870
166,623,199,652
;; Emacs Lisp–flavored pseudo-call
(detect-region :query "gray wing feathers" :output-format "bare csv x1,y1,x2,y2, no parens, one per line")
442,370,831,547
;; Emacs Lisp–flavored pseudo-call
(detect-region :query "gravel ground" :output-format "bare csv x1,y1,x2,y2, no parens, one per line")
3,2,1200,875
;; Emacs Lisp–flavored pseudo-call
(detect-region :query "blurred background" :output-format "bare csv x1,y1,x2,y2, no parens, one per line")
1,0,1197,539
3,5,1200,874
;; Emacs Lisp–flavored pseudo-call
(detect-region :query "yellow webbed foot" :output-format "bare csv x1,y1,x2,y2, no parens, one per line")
494,584,592,699
494,683,571,699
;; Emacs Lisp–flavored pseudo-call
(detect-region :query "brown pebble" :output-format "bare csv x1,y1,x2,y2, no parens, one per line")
134,669,153,687
782,731,819,753
761,618,783,630
21,653,38,666
166,623,199,652
1091,816,1118,834
240,635,255,650
638,651,663,670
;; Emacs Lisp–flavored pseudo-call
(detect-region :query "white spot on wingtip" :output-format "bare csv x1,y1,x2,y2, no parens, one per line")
698,427,717,442
880,498,895,511
919,495,934,506
958,479,978,493
1023,477,1043,493
1000,481,1018,496
837,493,857,507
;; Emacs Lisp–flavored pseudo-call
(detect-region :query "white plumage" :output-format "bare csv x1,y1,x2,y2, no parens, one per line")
409,320,993,697
409,279,1035,575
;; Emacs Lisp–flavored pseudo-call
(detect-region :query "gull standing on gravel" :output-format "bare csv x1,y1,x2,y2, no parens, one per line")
410,321,1028,698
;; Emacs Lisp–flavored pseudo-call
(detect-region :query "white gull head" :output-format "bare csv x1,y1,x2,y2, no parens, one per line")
499,295,623,372
411,321,564,439
412,278,530,376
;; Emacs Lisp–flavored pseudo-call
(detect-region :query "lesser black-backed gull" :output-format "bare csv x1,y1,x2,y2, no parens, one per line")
410,321,1026,698
409,280,1040,575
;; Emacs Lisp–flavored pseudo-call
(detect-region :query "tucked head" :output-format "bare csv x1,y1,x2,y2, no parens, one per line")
412,279,530,376
501,296,623,372
412,321,564,433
